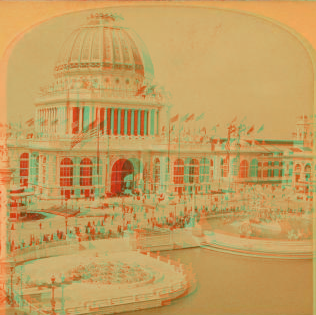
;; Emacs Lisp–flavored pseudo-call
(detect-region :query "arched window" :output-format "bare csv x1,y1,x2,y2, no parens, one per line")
80,158,92,186
188,159,199,184
263,162,269,178
199,158,209,183
153,158,160,192
250,159,258,177
279,162,284,177
305,164,311,182
239,160,249,178
221,157,229,178
272,161,280,177
20,153,29,187
60,158,73,186
268,161,274,178
294,164,301,183
174,159,184,195
42,156,46,185
304,164,311,194
30,154,39,185
210,159,214,179
231,157,239,176
258,162,262,178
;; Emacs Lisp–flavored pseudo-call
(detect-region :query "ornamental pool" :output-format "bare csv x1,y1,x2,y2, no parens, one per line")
122,247,313,315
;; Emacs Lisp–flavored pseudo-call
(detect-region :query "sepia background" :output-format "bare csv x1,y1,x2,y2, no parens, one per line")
1,3,315,140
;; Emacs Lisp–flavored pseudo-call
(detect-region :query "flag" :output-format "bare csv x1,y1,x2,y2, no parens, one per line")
247,125,255,135
180,113,190,123
71,119,104,148
257,124,264,133
185,114,195,123
71,128,100,149
195,113,205,121
228,124,237,135
72,121,79,129
146,85,156,95
200,127,206,134
170,114,179,123
225,139,230,152
211,124,220,133
26,118,34,127
136,85,147,96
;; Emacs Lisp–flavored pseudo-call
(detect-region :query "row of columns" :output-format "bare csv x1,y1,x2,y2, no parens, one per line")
36,106,160,137
70,106,160,136
37,107,67,134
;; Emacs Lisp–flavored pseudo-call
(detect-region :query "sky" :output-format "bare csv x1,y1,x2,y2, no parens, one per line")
6,6,313,139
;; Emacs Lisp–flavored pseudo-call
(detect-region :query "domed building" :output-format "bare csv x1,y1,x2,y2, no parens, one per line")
8,13,171,201
6,13,315,214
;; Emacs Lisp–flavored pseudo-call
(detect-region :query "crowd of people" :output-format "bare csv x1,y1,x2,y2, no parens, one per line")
7,192,313,253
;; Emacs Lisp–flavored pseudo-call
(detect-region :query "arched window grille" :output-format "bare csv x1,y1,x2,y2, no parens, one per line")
199,158,209,183
174,159,184,195
221,157,229,178
20,153,29,187
60,158,73,186
250,159,258,177
210,159,214,179
80,158,92,186
294,164,301,183
263,162,269,178
239,160,249,178
153,158,160,193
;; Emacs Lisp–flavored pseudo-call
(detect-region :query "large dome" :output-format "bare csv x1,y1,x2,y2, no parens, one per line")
54,13,154,80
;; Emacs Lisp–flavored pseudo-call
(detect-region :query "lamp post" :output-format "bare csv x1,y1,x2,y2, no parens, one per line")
61,274,65,315
51,274,56,315
10,264,15,305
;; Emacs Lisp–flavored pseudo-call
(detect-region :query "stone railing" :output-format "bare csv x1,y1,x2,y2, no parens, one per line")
203,230,313,257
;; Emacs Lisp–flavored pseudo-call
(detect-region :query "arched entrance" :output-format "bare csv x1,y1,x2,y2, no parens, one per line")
111,159,134,195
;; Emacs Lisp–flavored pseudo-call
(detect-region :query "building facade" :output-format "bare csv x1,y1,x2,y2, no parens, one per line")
6,13,315,204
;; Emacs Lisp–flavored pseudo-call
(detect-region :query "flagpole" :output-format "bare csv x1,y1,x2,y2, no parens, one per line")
97,106,100,199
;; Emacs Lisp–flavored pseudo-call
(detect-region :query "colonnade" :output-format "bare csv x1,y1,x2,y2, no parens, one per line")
36,106,160,137
36,107,67,134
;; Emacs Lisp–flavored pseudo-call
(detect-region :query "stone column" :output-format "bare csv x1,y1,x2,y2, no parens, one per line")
48,108,52,134
155,109,159,136
79,107,83,133
124,110,128,135
137,110,141,136
131,110,135,136
111,108,114,135
70,107,73,134
117,109,121,135
104,107,107,134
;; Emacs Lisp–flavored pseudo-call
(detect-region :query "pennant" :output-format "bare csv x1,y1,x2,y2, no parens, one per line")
26,118,35,127
180,113,190,123
146,85,156,95
185,114,195,123
136,85,147,96
170,114,179,123
257,124,264,133
211,124,220,133
247,125,255,135
195,113,205,121
231,116,237,123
